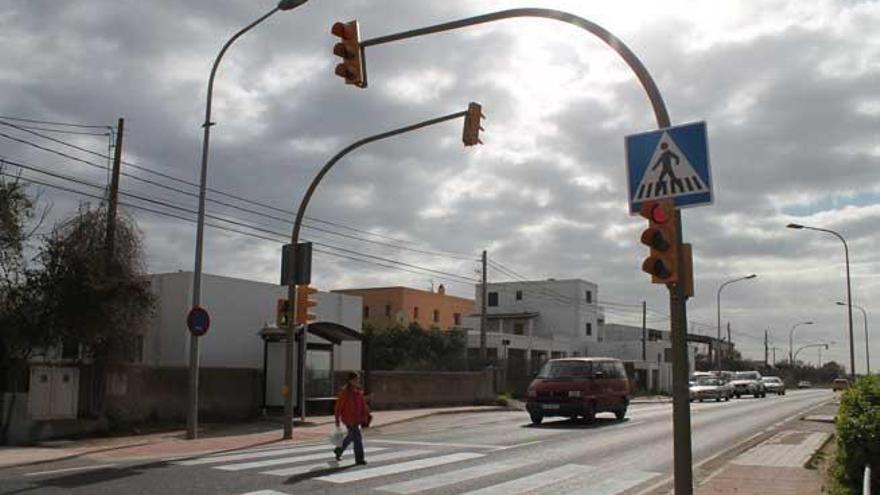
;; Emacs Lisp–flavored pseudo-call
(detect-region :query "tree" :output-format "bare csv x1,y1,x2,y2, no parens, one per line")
363,322,467,371
0,171,52,443
35,205,154,363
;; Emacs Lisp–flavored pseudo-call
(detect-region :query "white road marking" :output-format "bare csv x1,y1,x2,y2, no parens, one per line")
373,439,504,450
24,464,116,477
457,464,595,495
240,491,289,495
260,449,430,477
557,467,659,495
495,440,543,450
317,452,485,483
215,447,388,471
377,458,534,494
174,444,331,466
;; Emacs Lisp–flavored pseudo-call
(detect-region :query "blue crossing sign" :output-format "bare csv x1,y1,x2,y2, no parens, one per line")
625,121,712,214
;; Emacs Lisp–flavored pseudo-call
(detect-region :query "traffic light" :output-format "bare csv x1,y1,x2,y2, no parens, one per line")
462,102,484,146
331,20,365,88
276,298,290,327
639,200,679,284
295,285,319,325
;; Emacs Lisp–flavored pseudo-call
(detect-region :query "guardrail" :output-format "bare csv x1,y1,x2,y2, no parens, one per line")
864,464,872,495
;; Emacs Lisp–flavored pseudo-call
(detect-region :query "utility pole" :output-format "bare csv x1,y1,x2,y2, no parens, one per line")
641,301,647,361
772,347,777,366
104,118,124,259
480,250,488,364
764,330,769,367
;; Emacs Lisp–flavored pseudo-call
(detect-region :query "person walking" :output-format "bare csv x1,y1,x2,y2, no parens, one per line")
334,371,371,465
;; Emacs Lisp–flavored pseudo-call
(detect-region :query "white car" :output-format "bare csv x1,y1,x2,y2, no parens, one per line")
761,376,786,395
729,371,766,398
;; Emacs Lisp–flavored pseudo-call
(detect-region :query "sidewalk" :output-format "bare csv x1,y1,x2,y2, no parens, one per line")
695,402,838,494
0,405,510,469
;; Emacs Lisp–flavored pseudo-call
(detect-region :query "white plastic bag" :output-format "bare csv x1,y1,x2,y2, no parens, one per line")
329,427,345,448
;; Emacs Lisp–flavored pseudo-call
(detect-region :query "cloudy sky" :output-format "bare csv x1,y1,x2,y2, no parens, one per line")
1,0,878,370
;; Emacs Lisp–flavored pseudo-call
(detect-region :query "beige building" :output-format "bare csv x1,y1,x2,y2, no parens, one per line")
335,285,474,330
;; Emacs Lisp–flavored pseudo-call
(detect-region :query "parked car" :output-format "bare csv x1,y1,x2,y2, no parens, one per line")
761,376,786,395
729,371,766,398
526,358,631,425
832,378,850,391
689,377,732,402
797,380,812,389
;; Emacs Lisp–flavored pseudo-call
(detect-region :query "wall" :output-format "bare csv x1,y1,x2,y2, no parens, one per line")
103,365,262,423
364,370,495,409
146,272,362,370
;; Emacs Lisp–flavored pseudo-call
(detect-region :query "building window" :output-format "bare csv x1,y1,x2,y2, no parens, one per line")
453,313,461,325
514,323,524,335
385,304,391,317
585,322,592,336
433,309,439,323
363,306,370,319
413,306,419,319
586,290,592,303
488,292,499,307
515,290,523,301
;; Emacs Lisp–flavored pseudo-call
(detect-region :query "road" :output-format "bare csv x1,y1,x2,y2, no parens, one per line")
0,389,832,495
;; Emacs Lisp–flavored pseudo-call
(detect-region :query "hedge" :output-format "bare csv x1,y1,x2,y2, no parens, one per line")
834,375,880,492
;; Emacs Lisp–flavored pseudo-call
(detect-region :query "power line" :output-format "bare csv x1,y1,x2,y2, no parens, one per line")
0,127,476,261
0,115,110,129
3,170,478,285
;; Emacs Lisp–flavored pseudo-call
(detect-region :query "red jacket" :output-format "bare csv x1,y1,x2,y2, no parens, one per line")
335,385,370,427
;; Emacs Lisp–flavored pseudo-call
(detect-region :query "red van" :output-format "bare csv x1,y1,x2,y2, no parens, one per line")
525,357,631,425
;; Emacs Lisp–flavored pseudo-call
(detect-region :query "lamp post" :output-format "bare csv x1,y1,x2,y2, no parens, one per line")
838,301,869,375
716,274,757,371
787,223,855,378
187,0,308,441
793,342,830,364
788,321,814,365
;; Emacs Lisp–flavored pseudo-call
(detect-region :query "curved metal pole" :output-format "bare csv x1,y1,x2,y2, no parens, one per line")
361,8,670,128
789,322,811,366
188,6,281,441
800,226,855,378
854,304,869,375
794,343,828,364
716,275,756,371
283,110,467,438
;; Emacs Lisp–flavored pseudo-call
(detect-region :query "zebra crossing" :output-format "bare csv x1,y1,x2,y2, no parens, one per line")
173,440,659,495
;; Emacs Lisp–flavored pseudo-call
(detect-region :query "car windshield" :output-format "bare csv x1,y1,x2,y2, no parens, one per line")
536,361,591,379
734,372,759,380
696,378,722,386
764,377,781,383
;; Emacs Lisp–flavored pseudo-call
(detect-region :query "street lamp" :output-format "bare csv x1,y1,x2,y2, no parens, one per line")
793,342,830,364
716,274,757,371
187,0,308,441
838,301,870,375
789,321,814,365
787,223,855,379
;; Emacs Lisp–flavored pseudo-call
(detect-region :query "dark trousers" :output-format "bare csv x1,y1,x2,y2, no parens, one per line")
341,424,364,462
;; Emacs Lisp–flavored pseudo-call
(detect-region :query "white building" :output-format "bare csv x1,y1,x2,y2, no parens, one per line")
467,278,600,366
145,272,363,412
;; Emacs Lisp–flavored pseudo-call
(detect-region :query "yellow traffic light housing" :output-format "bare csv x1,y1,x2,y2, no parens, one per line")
639,200,678,284
295,285,319,325
331,20,365,88
463,102,484,146
276,298,290,327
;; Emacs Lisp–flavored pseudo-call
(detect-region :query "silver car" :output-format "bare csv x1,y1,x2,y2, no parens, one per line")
761,376,786,395
689,377,733,402
730,371,766,398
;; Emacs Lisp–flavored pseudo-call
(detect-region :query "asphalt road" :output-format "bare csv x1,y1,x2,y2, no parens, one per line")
0,389,832,495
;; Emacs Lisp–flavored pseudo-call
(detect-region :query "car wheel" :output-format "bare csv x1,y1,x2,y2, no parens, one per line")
716,397,722,402
529,413,543,425
735,393,741,399
615,407,627,421
583,402,596,422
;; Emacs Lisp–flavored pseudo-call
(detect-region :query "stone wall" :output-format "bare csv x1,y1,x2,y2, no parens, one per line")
348,370,495,409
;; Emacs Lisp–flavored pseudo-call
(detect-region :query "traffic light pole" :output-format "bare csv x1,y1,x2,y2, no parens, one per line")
357,9,692,491
282,110,472,439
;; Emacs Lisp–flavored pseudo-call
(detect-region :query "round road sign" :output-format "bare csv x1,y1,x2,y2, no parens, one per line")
187,306,210,337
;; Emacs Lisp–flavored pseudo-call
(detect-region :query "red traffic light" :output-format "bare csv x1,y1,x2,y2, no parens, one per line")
638,200,678,284
331,21,365,88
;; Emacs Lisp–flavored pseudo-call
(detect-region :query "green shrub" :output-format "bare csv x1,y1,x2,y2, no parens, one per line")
834,375,880,491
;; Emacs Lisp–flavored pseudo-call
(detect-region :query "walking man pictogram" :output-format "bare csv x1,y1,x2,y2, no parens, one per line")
652,142,684,194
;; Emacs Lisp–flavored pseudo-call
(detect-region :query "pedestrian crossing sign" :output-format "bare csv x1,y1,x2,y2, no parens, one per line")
625,121,712,214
